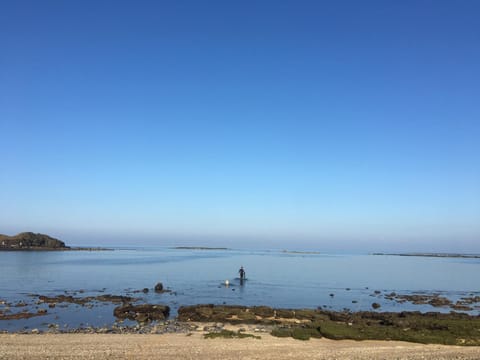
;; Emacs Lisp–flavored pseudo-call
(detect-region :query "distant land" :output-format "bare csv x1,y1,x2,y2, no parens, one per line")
372,252,480,259
282,250,323,255
0,232,109,251
173,246,230,250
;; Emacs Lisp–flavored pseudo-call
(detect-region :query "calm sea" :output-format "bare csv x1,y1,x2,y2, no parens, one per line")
1,247,480,331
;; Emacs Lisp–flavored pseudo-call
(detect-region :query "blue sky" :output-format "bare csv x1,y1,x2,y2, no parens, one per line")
1,1,479,251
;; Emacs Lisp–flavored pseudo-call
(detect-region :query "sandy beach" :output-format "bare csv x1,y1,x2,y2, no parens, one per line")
1,332,480,360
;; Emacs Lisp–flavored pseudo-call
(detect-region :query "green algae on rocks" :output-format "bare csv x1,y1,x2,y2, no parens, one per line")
178,304,480,345
204,329,260,339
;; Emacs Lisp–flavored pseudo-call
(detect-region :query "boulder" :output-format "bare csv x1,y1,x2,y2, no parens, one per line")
113,304,170,322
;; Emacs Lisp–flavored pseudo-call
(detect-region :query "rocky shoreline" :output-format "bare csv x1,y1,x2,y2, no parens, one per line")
2,297,480,345
3,281,480,345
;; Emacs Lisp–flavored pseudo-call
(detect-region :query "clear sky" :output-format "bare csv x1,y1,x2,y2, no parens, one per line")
1,1,479,251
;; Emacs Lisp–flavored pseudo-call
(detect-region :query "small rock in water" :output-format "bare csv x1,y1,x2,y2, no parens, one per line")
372,302,381,309
154,283,164,293
142,288,149,293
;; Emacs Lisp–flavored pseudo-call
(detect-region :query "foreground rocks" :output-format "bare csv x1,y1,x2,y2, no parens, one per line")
0,320,190,335
178,304,480,345
3,300,480,345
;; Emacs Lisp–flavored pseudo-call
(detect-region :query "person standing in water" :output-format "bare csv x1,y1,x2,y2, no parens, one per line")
239,266,246,280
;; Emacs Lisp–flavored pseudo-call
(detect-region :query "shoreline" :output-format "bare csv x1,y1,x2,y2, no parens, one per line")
3,303,480,345
0,247,112,252
372,252,480,259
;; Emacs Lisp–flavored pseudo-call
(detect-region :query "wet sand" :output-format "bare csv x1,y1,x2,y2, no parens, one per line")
1,332,479,360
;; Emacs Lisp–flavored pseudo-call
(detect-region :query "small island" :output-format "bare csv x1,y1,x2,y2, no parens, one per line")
0,232,68,250
0,232,110,251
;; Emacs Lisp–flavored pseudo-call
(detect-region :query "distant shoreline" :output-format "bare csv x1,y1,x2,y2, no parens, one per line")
172,246,230,250
0,247,112,252
282,250,322,255
371,252,480,259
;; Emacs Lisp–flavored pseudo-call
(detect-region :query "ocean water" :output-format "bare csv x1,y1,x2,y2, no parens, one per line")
1,247,480,331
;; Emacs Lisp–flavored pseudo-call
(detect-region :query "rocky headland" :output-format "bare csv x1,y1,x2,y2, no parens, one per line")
0,232,110,251
0,232,68,250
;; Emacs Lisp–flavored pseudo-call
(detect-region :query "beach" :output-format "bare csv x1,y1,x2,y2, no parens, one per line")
1,332,480,360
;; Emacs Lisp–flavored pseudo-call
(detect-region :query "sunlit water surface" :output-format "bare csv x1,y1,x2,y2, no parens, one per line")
1,247,479,331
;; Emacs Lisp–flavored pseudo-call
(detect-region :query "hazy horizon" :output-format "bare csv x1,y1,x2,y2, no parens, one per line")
1,1,479,252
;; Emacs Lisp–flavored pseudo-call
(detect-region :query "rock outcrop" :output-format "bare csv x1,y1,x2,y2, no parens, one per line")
0,232,68,250
113,304,170,322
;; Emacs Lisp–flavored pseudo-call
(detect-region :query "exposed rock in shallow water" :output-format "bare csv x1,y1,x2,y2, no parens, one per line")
384,292,480,312
458,296,480,305
113,304,170,322
451,303,474,311
0,310,48,320
35,294,135,305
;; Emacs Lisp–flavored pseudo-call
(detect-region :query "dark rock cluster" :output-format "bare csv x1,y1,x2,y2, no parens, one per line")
113,304,170,322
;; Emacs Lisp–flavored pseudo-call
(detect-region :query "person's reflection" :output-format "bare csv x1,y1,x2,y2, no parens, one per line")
239,278,245,294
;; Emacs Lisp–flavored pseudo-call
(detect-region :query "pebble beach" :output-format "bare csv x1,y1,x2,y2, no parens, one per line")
2,331,480,360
